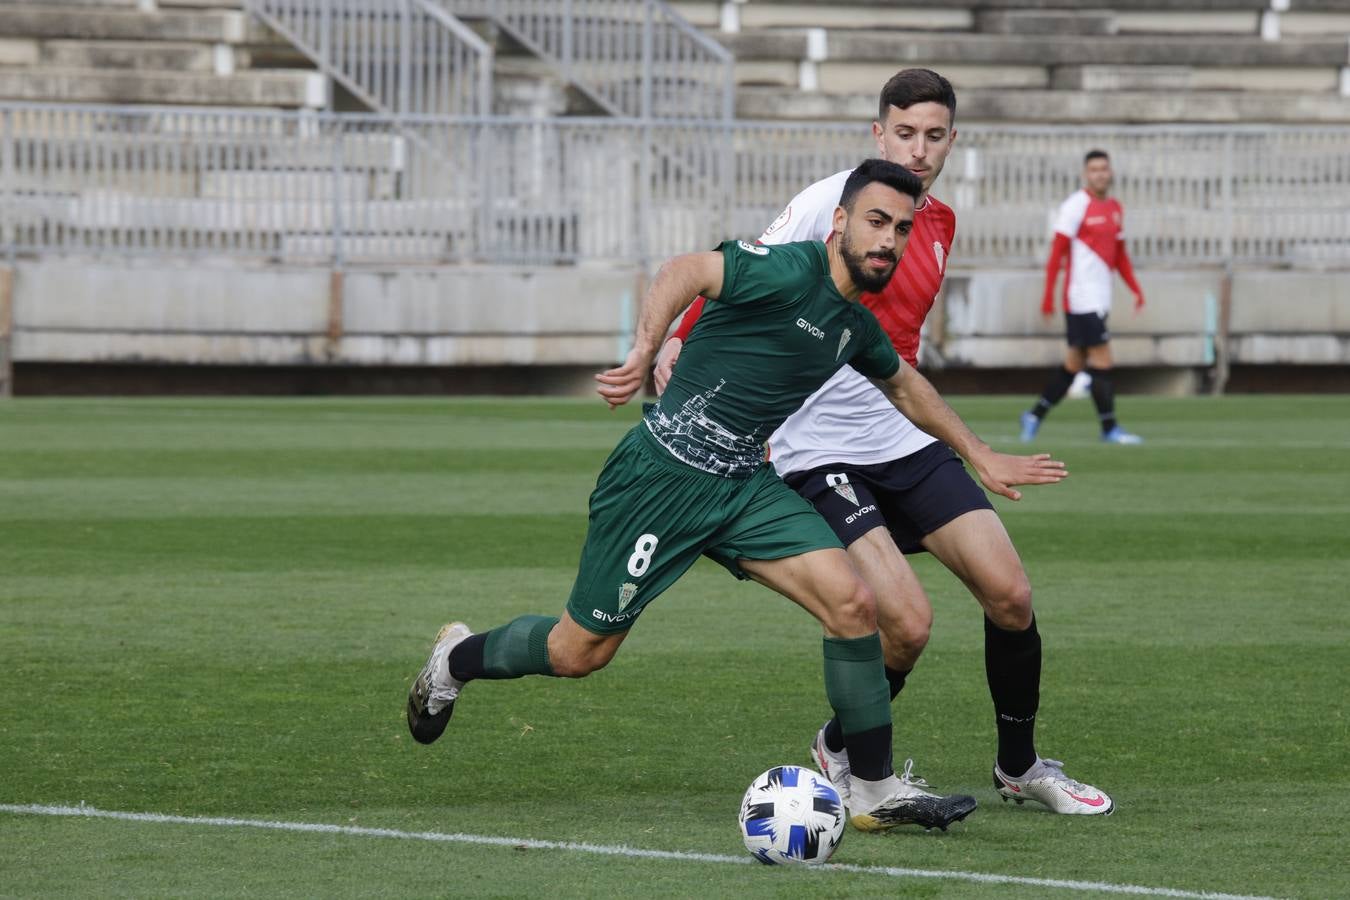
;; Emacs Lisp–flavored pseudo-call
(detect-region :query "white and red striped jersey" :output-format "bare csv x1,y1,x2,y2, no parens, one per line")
1050,189,1128,316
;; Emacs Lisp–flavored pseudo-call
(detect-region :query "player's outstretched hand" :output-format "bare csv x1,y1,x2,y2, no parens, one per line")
973,451,1067,502
1133,291,1146,311
595,348,651,409
652,337,683,396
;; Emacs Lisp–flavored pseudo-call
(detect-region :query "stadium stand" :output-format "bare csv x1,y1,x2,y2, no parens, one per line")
0,0,323,109
671,0,1350,122
0,0,1346,395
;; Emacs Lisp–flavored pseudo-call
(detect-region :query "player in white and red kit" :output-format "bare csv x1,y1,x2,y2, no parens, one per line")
656,70,1113,818
1021,149,1145,444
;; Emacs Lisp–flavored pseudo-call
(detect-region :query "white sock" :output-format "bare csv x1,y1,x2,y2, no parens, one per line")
849,774,901,810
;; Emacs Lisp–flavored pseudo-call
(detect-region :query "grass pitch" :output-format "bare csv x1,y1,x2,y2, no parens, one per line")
1,395,1346,899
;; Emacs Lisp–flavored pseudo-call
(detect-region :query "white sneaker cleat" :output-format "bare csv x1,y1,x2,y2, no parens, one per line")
809,724,852,804
993,758,1114,815
406,622,473,745
1101,426,1143,445
848,759,978,832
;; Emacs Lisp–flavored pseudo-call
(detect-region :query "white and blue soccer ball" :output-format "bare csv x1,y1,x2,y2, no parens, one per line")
738,765,845,865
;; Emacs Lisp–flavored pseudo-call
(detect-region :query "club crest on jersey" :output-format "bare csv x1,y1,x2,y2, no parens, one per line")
617,582,639,612
933,241,945,274
826,473,858,506
836,328,852,361
737,240,769,256
762,206,792,237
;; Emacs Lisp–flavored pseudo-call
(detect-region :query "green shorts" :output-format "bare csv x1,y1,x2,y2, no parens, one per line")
565,424,843,635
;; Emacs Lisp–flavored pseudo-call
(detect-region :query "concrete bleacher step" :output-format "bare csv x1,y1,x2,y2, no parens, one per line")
1052,65,1340,93
735,85,1350,123
0,6,257,43
672,2,974,31
40,39,223,72
974,9,1113,35
718,29,1350,68
0,67,325,107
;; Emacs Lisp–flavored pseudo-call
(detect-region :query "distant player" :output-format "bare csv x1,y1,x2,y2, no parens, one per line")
407,161,1068,833
1021,149,1145,445
656,70,1114,816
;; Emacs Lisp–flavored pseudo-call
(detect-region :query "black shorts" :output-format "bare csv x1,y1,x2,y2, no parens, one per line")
781,441,994,554
1065,312,1110,348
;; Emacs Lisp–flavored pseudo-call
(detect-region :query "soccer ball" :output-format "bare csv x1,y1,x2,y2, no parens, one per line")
738,765,845,865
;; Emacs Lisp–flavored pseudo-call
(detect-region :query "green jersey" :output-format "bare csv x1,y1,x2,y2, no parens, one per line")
644,239,901,477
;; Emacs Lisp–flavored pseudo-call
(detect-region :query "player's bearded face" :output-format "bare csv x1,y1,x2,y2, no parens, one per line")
839,223,897,292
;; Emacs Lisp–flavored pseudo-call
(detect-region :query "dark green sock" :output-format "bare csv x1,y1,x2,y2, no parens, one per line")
823,633,893,781
463,615,558,678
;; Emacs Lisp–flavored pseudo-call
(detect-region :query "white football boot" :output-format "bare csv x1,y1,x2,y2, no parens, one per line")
809,724,852,804
406,622,473,745
848,759,978,832
993,757,1114,815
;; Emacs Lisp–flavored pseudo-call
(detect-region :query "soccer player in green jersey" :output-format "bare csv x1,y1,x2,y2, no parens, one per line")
406,159,1066,832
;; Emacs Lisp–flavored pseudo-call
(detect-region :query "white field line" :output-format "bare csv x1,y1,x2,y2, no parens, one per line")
1,802,1279,900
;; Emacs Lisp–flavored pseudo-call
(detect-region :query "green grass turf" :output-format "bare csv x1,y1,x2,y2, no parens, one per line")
1,395,1347,899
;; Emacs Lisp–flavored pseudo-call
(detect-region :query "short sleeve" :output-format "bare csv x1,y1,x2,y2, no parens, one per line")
848,312,901,381
758,171,848,246
716,240,816,307
1052,191,1089,239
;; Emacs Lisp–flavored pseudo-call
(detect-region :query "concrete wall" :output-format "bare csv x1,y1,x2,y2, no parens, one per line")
6,258,1348,393
10,258,641,370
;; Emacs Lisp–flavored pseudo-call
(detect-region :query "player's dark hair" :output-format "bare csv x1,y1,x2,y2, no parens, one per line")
1084,149,1110,164
839,159,923,211
877,68,957,124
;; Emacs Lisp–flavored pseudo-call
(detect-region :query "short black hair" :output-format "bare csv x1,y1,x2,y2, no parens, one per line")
878,68,957,125
839,159,923,211
1084,149,1110,164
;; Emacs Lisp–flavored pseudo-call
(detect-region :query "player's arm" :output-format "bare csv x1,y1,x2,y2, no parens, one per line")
1041,233,1070,316
655,177,843,394
652,296,705,394
873,360,1067,501
1116,239,1145,310
596,251,724,409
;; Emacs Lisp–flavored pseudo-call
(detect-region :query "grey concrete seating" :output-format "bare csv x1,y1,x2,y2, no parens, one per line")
670,1,1350,123
0,3,323,109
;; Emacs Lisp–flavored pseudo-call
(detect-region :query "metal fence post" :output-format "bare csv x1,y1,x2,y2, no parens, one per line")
0,264,12,398
561,0,574,84
399,0,413,116
1221,131,1235,265
1,108,12,265
641,1,654,121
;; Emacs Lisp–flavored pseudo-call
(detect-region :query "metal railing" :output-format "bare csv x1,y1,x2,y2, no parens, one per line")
449,0,734,120
246,0,493,117
4,104,1350,269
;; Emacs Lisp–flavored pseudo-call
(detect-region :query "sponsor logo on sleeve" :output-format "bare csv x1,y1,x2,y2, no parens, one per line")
737,240,769,256
933,241,945,274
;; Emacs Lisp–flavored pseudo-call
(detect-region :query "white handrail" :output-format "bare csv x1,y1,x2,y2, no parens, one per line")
4,103,1350,268
246,0,493,117
447,0,733,120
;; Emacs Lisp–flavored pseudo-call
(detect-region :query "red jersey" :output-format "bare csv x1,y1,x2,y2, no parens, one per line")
860,194,955,367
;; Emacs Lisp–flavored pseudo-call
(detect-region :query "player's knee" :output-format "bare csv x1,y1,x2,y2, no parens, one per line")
549,647,608,678
824,577,878,637
880,600,932,660
982,573,1034,631
547,636,617,678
